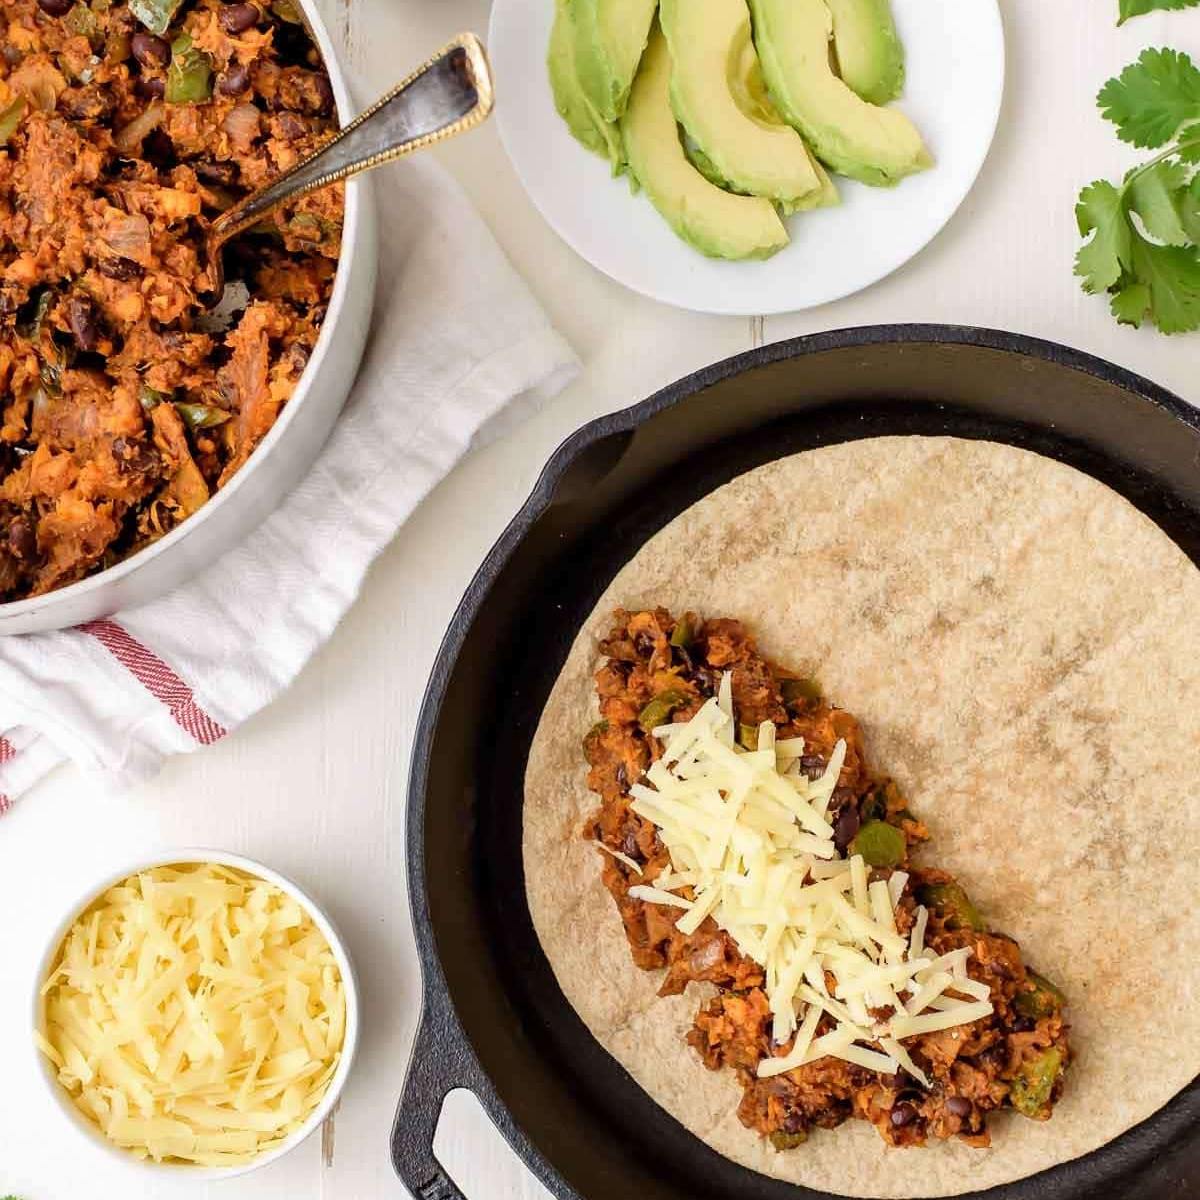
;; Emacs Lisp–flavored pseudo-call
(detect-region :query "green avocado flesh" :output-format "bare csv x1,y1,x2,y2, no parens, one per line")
749,0,930,187
621,25,789,261
682,18,839,215
573,0,659,124
660,0,820,207
548,0,624,173
825,0,905,106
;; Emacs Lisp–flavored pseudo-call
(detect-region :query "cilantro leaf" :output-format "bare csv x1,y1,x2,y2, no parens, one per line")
1126,159,1191,244
1076,180,1131,292
1178,137,1200,163
1111,280,1152,326
1180,174,1200,241
1119,0,1200,24
1130,236,1200,333
1079,47,1200,335
1098,48,1200,148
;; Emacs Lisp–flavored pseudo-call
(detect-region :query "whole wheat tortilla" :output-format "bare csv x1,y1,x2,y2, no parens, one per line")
523,436,1200,1199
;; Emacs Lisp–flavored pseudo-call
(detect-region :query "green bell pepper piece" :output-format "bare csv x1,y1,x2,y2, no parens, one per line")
138,384,169,411
1014,971,1066,1020
669,614,694,648
637,689,690,733
915,882,984,931
849,819,906,868
174,401,231,431
0,97,27,146
129,0,184,35
165,33,213,104
1009,1046,1064,1119
768,1130,807,1151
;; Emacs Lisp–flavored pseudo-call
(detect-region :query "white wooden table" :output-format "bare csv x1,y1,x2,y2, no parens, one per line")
2,3,1198,1198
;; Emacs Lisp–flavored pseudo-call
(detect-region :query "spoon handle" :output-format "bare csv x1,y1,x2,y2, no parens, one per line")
210,32,493,246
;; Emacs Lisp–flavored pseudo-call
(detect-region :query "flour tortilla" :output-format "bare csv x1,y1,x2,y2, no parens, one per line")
523,436,1200,1199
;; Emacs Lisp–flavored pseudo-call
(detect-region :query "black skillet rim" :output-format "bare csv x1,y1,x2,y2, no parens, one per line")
397,324,1200,1200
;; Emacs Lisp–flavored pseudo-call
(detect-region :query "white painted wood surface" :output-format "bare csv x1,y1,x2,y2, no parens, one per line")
2,3,1198,1198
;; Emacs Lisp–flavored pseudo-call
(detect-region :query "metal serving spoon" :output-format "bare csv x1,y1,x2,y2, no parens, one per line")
202,31,494,307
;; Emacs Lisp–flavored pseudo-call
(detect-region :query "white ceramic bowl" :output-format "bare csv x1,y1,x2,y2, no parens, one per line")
0,2,378,635
31,849,361,1181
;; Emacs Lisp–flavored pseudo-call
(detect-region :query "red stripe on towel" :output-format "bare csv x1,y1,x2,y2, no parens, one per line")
0,738,15,813
80,619,227,745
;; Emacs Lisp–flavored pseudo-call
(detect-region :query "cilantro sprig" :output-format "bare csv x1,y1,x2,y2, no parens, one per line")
1076,48,1200,333
1119,0,1200,23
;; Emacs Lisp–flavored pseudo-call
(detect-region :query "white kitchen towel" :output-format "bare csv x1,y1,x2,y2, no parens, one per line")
0,159,578,811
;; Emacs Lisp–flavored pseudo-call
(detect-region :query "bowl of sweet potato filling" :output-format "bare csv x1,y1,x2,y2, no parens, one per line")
0,0,376,632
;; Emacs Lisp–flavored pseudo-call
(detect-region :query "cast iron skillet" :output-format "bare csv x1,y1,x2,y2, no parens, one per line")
392,326,1200,1200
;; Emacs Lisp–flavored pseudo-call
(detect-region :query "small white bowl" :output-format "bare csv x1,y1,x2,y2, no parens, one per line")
31,849,360,1181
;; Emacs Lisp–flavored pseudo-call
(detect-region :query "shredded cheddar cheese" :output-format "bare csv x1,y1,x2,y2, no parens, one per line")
36,863,346,1167
627,676,992,1080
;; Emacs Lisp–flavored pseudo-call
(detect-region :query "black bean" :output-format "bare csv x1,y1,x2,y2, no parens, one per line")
195,159,239,185
946,1096,972,1118
97,256,143,281
2,46,23,67
833,804,861,853
890,1103,918,1128
36,0,75,16
66,295,100,352
311,72,333,115
276,110,306,140
131,30,170,67
782,1112,807,1135
110,436,158,476
217,61,251,95
135,75,166,99
620,831,638,860
614,762,628,790
800,753,826,781
61,84,115,122
218,2,259,34
8,518,37,561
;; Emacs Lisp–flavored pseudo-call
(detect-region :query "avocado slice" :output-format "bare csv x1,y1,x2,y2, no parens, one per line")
748,0,930,187
686,136,837,213
681,22,838,214
621,24,789,260
660,0,821,208
573,0,659,123
826,0,904,106
549,0,624,173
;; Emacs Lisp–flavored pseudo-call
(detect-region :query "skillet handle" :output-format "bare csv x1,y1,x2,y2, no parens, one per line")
392,985,484,1199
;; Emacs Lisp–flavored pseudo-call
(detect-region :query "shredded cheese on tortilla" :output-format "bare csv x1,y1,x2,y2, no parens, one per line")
36,863,346,1167
626,677,992,1080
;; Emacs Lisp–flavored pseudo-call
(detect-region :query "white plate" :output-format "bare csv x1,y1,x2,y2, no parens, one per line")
488,0,1005,316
